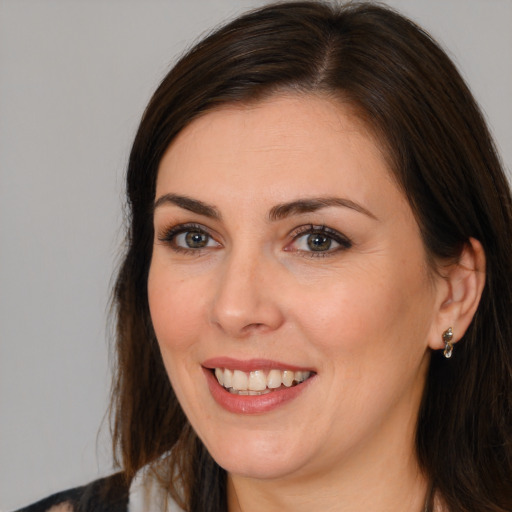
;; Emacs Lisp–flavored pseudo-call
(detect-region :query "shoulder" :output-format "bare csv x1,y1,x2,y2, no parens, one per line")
14,473,130,512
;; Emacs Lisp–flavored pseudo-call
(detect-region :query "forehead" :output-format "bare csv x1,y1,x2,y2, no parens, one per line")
156,94,397,212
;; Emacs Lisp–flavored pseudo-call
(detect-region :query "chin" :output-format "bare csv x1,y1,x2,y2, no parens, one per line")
199,427,314,480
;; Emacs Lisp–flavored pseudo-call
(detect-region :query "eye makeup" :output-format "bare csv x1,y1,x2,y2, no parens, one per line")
157,222,220,255
285,224,352,258
156,220,352,259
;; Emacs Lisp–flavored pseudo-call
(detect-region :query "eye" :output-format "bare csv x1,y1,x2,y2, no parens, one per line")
158,223,220,253
176,231,212,249
294,232,339,252
287,225,352,256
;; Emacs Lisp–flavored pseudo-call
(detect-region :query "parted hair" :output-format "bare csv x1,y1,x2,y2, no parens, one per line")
111,2,512,511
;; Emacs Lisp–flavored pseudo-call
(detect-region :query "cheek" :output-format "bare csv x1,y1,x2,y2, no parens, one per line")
293,258,434,367
147,263,206,353
147,263,211,414
292,264,434,436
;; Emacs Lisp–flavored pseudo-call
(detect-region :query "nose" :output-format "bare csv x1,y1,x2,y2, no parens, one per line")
209,247,285,338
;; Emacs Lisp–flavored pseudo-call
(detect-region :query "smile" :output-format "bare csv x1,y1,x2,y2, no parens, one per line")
202,358,316,413
214,368,312,395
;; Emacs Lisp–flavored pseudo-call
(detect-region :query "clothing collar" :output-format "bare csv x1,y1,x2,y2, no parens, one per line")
128,464,185,512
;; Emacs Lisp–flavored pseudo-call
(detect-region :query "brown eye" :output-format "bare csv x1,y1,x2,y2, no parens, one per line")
185,231,209,248
307,233,332,251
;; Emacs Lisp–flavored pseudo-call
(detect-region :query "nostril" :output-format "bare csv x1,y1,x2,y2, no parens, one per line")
243,322,264,331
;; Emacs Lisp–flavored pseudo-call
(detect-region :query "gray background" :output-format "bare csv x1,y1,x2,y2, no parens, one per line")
1,0,510,509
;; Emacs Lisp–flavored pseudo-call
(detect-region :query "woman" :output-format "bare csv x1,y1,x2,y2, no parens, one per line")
18,1,512,511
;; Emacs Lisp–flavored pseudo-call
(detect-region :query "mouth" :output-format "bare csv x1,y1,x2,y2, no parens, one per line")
213,368,312,395
202,357,316,414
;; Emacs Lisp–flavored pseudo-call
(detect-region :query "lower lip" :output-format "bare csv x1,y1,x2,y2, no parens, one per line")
203,368,314,414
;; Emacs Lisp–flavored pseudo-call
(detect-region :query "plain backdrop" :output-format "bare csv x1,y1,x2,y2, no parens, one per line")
1,0,511,509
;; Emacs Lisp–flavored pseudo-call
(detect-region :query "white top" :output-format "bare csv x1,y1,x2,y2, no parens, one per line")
128,465,185,512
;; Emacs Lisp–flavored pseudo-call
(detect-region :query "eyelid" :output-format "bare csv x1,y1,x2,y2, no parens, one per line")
157,222,208,241
286,224,352,255
157,222,221,253
156,222,351,257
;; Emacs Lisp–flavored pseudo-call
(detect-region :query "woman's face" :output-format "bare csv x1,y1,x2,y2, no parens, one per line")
148,95,445,482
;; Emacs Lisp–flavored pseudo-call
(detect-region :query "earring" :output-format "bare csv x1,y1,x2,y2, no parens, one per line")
443,327,454,358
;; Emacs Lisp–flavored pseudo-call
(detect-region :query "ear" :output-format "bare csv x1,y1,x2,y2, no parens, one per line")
428,237,486,351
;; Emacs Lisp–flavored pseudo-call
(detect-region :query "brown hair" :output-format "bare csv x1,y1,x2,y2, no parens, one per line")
111,2,512,511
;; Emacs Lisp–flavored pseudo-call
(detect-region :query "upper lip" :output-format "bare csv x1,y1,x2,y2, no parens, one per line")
202,357,315,373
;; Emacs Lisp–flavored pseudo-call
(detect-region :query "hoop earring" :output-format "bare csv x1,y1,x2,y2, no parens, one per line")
443,327,454,358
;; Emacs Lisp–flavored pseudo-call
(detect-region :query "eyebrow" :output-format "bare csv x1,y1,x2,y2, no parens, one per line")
268,197,377,221
153,193,221,220
153,193,376,222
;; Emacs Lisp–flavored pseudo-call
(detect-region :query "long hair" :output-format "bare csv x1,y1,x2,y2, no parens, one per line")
111,2,512,510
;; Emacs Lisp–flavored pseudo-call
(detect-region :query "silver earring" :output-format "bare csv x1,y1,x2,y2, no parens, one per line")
443,327,454,358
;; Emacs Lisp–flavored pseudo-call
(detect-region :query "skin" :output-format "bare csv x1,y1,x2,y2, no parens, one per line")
147,94,484,511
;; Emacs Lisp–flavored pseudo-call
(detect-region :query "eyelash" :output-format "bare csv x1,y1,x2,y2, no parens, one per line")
287,224,352,258
157,223,352,257
157,223,218,255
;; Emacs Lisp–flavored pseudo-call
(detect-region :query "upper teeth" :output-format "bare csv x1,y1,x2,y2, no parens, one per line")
214,368,311,392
